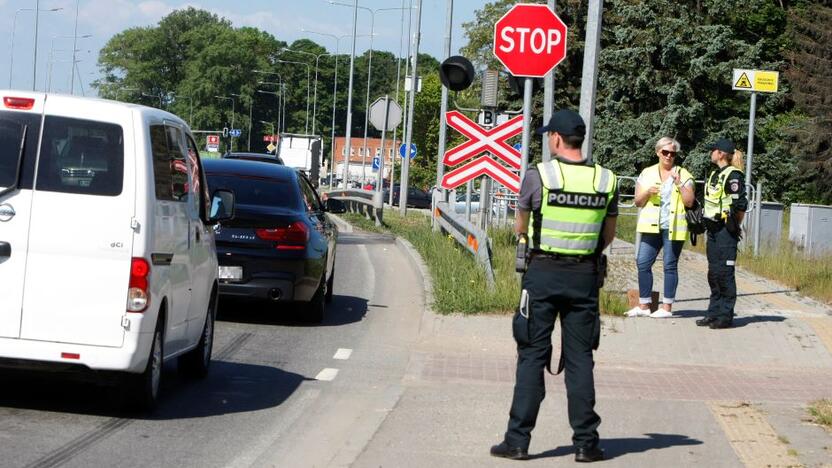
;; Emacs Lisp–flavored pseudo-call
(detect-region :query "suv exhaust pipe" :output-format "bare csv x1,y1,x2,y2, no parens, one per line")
268,288,282,301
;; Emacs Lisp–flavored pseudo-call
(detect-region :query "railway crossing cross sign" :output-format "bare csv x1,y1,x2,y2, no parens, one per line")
440,110,523,193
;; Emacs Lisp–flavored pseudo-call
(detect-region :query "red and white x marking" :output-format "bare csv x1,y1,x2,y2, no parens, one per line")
441,110,523,193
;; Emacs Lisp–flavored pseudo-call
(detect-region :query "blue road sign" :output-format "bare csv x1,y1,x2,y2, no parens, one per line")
513,143,522,152
230,129,242,138
372,156,381,171
399,143,417,159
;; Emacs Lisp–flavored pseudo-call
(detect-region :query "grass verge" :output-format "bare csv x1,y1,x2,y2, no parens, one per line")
341,211,628,315
615,208,832,304
808,399,832,429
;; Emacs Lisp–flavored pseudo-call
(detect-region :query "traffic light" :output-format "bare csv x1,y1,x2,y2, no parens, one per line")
439,56,475,92
507,75,543,99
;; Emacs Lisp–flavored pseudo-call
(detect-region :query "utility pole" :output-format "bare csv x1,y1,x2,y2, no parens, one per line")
32,0,40,91
70,0,79,94
400,0,423,215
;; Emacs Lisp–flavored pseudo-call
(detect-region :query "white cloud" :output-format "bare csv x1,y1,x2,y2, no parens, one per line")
137,0,176,17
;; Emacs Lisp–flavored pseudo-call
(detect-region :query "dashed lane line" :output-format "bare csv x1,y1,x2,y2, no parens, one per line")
315,368,339,381
333,348,353,360
707,401,802,468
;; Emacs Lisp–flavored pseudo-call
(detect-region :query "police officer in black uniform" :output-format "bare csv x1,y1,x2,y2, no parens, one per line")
490,110,618,463
696,138,747,329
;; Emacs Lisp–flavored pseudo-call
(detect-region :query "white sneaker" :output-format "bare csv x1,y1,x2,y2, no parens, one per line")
626,306,651,317
650,310,673,318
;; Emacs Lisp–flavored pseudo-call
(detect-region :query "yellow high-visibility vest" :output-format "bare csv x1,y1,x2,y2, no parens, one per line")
635,164,693,241
704,166,743,220
530,160,616,256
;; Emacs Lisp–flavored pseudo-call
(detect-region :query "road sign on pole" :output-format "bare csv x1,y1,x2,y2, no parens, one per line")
441,110,523,193
229,129,242,138
369,96,402,132
493,3,568,181
372,156,381,172
732,69,779,93
206,135,220,153
493,4,568,78
399,143,417,159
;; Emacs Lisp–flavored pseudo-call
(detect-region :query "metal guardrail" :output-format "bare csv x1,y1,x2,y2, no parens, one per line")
433,199,496,290
327,189,384,227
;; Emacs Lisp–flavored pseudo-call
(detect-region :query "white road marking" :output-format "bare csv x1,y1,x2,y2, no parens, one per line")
333,348,353,360
315,368,339,381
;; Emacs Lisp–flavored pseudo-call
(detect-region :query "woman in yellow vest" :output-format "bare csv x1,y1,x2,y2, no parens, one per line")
627,137,695,318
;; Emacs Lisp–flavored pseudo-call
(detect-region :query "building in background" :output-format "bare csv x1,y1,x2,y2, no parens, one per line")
332,136,401,183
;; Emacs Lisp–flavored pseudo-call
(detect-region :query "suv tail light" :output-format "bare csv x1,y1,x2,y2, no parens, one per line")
256,222,309,250
127,258,150,312
3,96,35,110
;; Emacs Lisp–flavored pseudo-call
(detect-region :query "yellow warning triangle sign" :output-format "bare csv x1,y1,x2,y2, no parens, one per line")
735,72,752,89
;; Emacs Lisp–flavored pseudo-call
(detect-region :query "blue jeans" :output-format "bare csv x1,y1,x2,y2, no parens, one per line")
637,230,684,304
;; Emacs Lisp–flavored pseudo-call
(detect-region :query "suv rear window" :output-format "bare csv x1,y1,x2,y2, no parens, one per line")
205,173,300,209
0,111,41,190
35,116,124,196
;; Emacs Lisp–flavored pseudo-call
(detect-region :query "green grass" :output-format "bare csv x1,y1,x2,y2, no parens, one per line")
341,211,629,316
615,208,832,304
808,399,832,429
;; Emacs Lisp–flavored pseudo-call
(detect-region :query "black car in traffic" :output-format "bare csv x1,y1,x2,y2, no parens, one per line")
384,184,432,209
203,158,343,322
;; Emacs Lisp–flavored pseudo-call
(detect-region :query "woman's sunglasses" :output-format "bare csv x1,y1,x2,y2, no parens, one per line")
660,150,677,157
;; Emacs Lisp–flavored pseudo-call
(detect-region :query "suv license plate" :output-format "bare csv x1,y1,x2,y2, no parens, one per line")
219,266,243,280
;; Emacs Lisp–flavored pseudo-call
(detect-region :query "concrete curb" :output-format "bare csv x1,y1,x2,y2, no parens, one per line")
394,236,438,339
331,213,438,338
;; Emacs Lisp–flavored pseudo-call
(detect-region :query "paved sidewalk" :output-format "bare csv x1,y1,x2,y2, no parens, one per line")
352,235,832,467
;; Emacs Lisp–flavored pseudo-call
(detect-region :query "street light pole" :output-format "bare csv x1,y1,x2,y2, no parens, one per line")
400,0,423,215
215,95,236,152
343,1,360,186
275,59,311,134
9,8,62,89
70,0,80,94
33,0,40,90
280,48,332,136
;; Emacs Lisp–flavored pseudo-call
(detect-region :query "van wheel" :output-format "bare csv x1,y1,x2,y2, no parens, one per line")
124,320,164,412
179,294,216,378
325,267,335,304
305,276,326,323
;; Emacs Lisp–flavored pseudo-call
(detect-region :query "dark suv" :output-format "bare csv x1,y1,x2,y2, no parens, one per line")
203,158,343,322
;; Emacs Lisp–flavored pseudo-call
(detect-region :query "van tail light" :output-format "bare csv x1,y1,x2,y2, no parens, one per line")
256,222,309,250
3,96,35,110
127,258,150,312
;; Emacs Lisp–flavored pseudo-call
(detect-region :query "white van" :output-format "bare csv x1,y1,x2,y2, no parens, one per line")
0,91,234,410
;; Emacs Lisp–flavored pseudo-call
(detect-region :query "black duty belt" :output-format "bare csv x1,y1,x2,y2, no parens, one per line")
529,250,597,263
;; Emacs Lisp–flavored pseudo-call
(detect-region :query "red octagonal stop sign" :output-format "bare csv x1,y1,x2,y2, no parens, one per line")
493,4,568,78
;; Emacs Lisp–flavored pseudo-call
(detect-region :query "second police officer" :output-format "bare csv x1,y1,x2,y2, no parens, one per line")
697,138,747,329
490,109,618,463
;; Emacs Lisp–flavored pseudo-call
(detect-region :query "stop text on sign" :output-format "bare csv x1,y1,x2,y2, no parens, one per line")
497,27,562,55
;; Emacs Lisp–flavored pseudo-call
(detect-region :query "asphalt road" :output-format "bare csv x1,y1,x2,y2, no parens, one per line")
0,227,425,468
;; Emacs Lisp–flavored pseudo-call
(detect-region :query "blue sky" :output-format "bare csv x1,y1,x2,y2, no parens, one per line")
1,0,484,95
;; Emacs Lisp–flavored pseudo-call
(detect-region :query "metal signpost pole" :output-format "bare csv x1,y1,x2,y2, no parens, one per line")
400,0,423,216
343,2,360,187
435,0,453,202
330,52,340,188
745,92,757,186
520,78,533,181
361,11,376,185
542,0,556,162
377,96,390,193
579,0,603,164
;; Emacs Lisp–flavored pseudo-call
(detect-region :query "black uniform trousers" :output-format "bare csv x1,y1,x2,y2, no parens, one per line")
505,255,601,450
706,226,739,322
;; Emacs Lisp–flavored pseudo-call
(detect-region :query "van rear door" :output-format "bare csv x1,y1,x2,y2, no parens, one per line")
0,93,44,339
19,98,134,347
